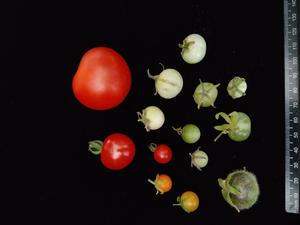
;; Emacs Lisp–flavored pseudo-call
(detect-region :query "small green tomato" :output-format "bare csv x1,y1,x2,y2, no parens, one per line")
214,111,251,142
227,76,247,99
189,147,208,171
173,124,201,144
193,80,220,110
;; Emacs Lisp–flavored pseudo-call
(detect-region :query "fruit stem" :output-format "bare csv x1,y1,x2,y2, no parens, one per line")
172,203,181,206
214,131,226,142
189,153,193,167
147,62,165,80
147,69,159,80
147,179,156,186
178,40,195,49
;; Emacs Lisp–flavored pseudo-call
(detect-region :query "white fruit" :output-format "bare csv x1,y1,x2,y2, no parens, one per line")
179,33,206,64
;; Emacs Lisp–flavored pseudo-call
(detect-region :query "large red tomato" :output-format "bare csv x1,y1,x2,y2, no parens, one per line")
72,47,132,110
89,133,136,170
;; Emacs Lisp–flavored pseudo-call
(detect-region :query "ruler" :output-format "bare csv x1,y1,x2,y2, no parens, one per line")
284,0,300,214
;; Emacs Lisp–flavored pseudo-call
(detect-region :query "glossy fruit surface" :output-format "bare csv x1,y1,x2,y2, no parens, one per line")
72,47,131,110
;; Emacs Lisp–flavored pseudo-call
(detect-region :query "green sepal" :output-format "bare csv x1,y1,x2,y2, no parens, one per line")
215,112,232,124
218,178,241,212
88,140,103,155
229,111,239,127
214,124,230,131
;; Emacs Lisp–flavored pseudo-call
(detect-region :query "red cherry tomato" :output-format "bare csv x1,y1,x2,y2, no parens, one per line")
72,47,131,110
88,133,136,170
148,143,173,164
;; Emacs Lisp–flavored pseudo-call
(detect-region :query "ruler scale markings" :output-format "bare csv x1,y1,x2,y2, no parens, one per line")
284,0,300,214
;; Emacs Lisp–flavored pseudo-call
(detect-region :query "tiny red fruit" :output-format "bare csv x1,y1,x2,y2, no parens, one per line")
148,143,173,164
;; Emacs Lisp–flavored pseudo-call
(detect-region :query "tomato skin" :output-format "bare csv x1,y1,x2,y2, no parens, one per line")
228,112,251,142
180,191,199,213
155,174,172,193
72,47,131,110
101,133,136,170
173,191,199,213
148,174,172,195
153,144,173,164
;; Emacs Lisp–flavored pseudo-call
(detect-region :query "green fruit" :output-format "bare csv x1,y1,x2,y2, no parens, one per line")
227,76,247,99
173,124,201,144
214,111,251,142
193,80,220,110
218,168,260,212
189,147,208,171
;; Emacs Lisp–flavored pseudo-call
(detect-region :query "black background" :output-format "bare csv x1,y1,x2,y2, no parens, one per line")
7,0,300,224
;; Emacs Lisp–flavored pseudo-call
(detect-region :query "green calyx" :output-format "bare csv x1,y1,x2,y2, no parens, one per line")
88,140,103,155
214,111,239,142
218,168,260,212
172,126,183,135
137,110,151,132
148,143,157,152
148,174,163,195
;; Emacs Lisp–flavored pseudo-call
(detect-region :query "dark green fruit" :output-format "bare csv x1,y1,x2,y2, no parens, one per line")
218,168,259,212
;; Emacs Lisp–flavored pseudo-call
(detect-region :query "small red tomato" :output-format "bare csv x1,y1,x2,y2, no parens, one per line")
148,174,172,195
148,143,173,164
72,47,131,110
88,133,136,170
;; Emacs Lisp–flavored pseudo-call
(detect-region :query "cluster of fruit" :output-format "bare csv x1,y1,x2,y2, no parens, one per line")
71,33,260,213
